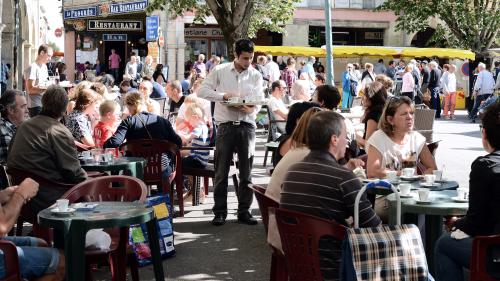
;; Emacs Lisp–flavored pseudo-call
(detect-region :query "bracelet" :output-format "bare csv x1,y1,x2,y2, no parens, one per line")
13,192,27,203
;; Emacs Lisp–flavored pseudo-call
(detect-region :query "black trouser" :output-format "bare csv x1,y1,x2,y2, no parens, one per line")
212,122,255,217
430,87,441,118
29,107,41,118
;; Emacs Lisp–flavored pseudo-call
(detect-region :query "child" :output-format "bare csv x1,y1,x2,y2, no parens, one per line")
93,100,121,148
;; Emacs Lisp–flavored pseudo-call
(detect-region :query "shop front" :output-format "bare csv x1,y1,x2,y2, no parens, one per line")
184,26,228,62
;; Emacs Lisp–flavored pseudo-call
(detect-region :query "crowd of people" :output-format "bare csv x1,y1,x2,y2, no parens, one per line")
0,40,499,280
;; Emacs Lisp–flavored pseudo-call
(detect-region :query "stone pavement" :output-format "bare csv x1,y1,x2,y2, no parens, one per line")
94,109,484,281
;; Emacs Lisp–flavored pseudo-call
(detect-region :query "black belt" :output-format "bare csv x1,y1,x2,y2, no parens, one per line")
219,121,251,126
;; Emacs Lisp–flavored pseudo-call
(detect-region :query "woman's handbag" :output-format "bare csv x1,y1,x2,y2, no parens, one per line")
423,89,431,103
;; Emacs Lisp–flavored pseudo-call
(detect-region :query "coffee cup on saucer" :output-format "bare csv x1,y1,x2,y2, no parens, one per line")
433,170,443,181
386,171,398,182
56,199,69,212
456,188,469,200
418,189,430,202
402,168,415,178
399,183,411,196
424,174,436,185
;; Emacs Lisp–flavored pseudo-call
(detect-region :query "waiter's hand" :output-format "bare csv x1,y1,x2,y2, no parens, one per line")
239,105,255,113
223,92,238,101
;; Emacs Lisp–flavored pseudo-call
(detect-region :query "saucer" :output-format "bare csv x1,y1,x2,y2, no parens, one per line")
435,177,448,183
398,193,413,198
415,199,432,205
72,203,98,211
451,196,468,203
50,207,76,216
400,176,421,182
420,182,440,187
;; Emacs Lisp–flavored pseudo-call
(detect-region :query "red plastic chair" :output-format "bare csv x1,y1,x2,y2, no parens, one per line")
470,234,500,281
274,208,346,281
119,139,184,216
0,240,22,281
249,184,288,281
61,175,147,281
7,167,74,240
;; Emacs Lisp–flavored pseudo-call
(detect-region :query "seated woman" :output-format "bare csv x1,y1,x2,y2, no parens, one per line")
435,102,500,281
366,96,436,178
104,92,182,178
356,81,388,152
272,101,320,167
65,88,101,148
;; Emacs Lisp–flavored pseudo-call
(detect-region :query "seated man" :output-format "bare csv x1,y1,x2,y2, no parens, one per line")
0,178,65,281
281,111,381,280
0,90,29,165
7,86,87,214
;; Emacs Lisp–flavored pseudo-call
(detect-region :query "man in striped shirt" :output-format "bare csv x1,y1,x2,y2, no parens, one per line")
281,111,381,280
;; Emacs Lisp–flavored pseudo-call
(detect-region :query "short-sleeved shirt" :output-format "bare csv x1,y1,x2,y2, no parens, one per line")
28,62,49,108
367,130,426,169
187,123,210,166
108,53,121,69
65,110,92,142
362,109,382,140
93,121,114,148
0,117,16,164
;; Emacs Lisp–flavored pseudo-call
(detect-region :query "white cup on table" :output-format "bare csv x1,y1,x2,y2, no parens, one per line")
424,174,436,185
386,171,398,182
433,170,443,181
402,168,415,177
456,188,469,200
56,199,69,212
399,184,411,196
418,189,430,202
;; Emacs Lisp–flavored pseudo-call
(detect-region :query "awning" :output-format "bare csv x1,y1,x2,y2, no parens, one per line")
329,46,400,58
400,48,475,60
254,46,325,57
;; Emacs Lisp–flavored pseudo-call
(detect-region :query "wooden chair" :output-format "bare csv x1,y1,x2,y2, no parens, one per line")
7,167,74,240
470,234,500,281
264,105,286,167
119,139,185,216
249,184,288,281
274,208,346,281
414,107,436,143
61,175,147,281
0,240,22,281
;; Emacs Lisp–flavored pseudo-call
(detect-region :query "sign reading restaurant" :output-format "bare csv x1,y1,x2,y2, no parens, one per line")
106,0,148,15
88,20,143,31
63,0,148,19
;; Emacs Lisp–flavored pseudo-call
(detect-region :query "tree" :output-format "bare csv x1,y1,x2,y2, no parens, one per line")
377,0,499,59
147,0,301,59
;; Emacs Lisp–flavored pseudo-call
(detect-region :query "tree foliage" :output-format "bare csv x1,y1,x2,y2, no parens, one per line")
377,0,500,56
147,0,301,59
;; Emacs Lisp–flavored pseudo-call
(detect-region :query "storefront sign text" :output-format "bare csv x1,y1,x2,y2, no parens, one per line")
98,0,148,16
146,16,159,41
103,34,128,41
185,28,224,38
63,7,97,19
88,20,143,31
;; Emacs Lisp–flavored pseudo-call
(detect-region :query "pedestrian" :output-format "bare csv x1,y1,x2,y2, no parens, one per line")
360,63,375,89
265,54,281,83
428,61,442,118
108,49,121,82
26,44,53,117
125,56,138,82
341,64,356,109
141,55,155,78
385,60,397,80
441,64,457,119
470,62,495,122
401,65,416,101
420,60,431,97
193,54,207,78
374,58,386,75
281,57,297,96
198,39,264,226
94,59,103,76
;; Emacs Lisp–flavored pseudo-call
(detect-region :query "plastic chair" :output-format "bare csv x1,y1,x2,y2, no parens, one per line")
274,208,346,281
264,105,286,166
414,108,436,143
119,139,184,216
470,234,500,281
0,240,22,281
7,167,74,240
249,184,288,281
61,175,147,281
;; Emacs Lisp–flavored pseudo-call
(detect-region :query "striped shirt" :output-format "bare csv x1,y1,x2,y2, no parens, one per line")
281,150,381,280
188,123,210,166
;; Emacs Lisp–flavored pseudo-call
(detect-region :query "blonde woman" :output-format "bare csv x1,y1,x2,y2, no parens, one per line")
401,64,415,100
441,64,457,119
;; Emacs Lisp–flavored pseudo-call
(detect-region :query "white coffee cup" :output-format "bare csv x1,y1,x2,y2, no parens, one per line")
81,151,91,159
386,171,398,182
456,188,469,200
424,174,436,185
418,189,430,202
56,199,69,212
399,184,411,196
402,168,415,177
433,170,443,181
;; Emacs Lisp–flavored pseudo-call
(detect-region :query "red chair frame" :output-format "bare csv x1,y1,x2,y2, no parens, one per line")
0,240,22,281
470,234,500,281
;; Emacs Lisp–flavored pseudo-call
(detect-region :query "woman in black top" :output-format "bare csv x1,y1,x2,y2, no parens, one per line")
435,102,500,281
153,64,167,84
356,81,387,152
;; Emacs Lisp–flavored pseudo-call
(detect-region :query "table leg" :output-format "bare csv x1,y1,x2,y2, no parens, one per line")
64,223,87,281
146,219,165,281
425,215,443,275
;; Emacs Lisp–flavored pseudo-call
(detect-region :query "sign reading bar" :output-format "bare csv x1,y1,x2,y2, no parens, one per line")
63,7,97,19
103,0,148,15
88,20,142,31
103,34,128,41
146,16,159,41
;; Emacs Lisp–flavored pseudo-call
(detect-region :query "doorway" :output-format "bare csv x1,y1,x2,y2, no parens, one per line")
103,41,127,83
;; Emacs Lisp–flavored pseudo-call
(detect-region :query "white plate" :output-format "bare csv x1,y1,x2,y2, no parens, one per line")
362,178,379,183
50,207,76,216
72,203,98,211
400,176,421,182
420,182,441,187
415,200,433,205
451,196,468,203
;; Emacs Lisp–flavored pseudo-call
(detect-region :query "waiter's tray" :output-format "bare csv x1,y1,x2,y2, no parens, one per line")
221,99,268,106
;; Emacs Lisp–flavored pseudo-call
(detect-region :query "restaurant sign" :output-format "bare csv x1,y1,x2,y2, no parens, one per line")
88,20,143,31
98,0,149,16
63,7,97,19
103,34,128,41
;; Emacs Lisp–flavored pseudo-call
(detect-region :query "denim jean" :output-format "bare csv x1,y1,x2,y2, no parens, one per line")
434,233,472,281
213,122,255,216
470,94,492,120
430,87,441,118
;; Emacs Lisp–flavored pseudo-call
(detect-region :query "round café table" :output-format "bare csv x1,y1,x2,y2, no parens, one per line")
386,189,469,274
81,157,146,180
38,202,165,281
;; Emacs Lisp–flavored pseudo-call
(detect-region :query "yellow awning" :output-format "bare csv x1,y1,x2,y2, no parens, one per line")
330,46,400,58
254,46,325,57
400,48,475,60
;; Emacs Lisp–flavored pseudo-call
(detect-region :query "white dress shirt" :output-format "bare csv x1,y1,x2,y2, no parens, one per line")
474,70,495,95
198,62,264,127
266,61,281,82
